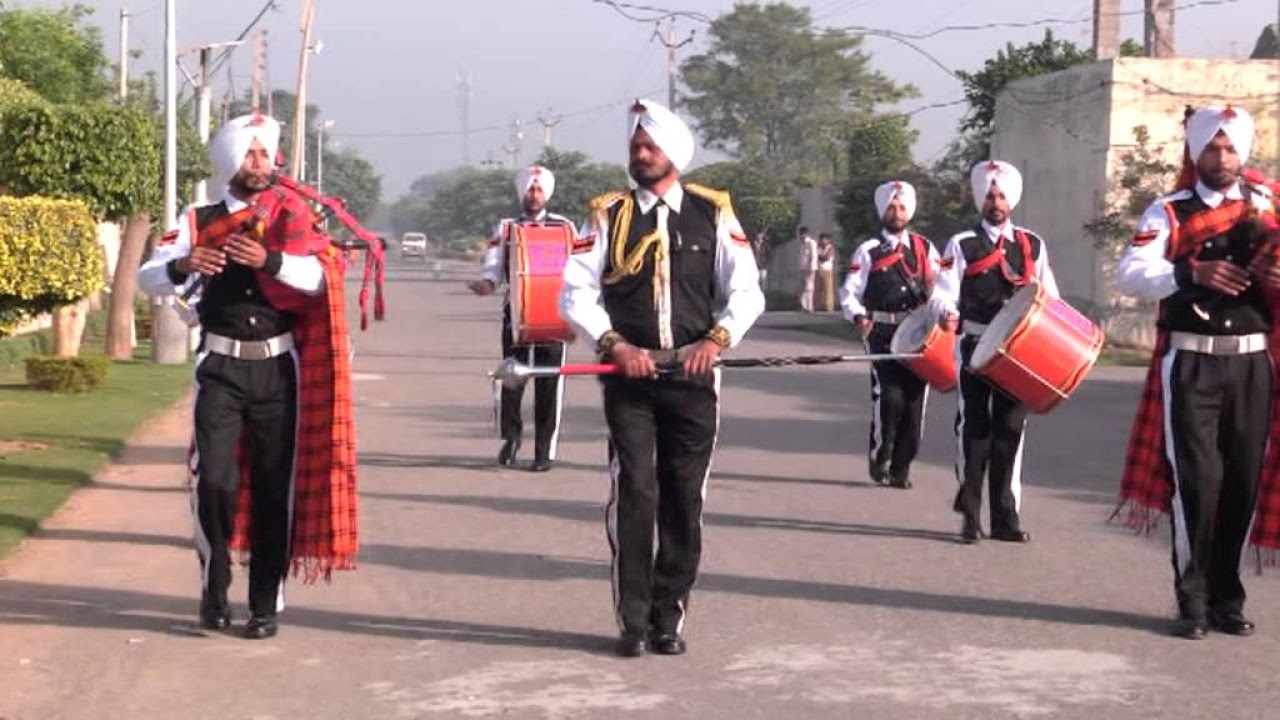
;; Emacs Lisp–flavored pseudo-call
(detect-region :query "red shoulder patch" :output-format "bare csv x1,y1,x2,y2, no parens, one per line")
158,229,180,246
571,233,596,255
848,262,862,272
939,257,956,270
730,231,751,248
1132,229,1159,247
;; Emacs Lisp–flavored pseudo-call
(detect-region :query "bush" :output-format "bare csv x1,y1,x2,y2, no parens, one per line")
0,102,159,219
0,196,103,334
24,354,110,392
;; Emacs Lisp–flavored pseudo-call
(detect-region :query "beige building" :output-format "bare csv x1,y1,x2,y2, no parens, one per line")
991,57,1280,343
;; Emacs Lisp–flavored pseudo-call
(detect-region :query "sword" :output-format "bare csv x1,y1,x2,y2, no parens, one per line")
488,352,923,391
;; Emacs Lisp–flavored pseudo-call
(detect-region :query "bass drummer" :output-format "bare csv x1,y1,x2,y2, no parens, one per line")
840,180,940,490
930,161,1060,544
469,165,575,472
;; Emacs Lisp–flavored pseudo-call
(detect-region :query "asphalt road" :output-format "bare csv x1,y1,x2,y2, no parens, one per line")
2,255,1277,720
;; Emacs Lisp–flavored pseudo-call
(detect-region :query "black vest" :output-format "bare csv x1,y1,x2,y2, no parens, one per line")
196,202,290,340
601,191,719,349
1158,194,1270,336
957,226,1042,324
863,233,931,313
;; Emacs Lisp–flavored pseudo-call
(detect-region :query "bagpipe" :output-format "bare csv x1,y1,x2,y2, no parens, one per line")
178,174,387,329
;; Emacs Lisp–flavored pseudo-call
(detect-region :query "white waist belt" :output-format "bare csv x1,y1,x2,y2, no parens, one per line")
871,311,910,325
1168,331,1266,356
962,320,987,336
204,332,295,360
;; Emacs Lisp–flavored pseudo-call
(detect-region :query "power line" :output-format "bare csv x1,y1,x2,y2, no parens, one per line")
591,0,712,25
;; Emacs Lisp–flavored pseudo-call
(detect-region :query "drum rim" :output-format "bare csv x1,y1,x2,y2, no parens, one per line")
890,306,936,355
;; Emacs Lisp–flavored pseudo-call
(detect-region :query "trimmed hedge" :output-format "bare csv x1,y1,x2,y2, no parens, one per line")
0,102,159,219
0,196,103,334
24,354,110,392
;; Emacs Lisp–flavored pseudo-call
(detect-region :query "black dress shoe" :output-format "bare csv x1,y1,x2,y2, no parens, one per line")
1210,611,1256,636
497,437,521,467
244,615,278,640
649,632,686,656
199,607,231,631
991,529,1032,543
616,632,646,657
960,517,982,544
1173,616,1208,639
888,477,912,490
530,458,552,473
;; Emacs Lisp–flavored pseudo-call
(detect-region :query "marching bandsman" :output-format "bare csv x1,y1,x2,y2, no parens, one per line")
840,181,939,489
469,166,574,472
560,99,764,657
1115,106,1280,639
139,114,359,639
931,161,1059,545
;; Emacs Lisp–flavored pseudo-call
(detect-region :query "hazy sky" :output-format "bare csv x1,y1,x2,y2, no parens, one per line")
26,0,1280,197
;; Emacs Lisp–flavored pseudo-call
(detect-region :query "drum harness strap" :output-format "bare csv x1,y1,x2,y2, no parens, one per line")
963,228,1035,286
869,233,934,303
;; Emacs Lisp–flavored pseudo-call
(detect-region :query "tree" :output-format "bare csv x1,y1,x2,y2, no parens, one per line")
0,5,111,104
956,30,1090,144
684,161,795,240
680,2,914,183
834,114,917,255
532,147,627,221
322,148,381,224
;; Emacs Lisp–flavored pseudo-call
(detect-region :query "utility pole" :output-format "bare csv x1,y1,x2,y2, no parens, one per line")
252,29,264,113
153,0,186,365
290,0,316,179
317,119,335,193
457,71,473,166
501,115,524,169
536,108,562,150
653,18,694,110
195,47,213,204
118,8,130,100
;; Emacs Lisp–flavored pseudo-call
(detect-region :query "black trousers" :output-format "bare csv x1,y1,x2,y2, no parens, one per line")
193,351,297,617
500,308,565,461
1163,349,1270,619
602,373,719,636
954,335,1028,534
867,324,928,484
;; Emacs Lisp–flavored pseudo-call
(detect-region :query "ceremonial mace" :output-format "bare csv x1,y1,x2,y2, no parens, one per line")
488,352,923,391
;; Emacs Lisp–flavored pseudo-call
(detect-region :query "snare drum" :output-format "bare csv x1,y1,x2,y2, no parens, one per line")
509,223,576,344
970,283,1103,414
890,306,958,392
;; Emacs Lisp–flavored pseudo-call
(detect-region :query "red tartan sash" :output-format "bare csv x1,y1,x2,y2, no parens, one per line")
218,185,359,581
1115,196,1280,555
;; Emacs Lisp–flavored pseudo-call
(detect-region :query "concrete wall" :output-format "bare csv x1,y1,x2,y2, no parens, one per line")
993,60,1114,311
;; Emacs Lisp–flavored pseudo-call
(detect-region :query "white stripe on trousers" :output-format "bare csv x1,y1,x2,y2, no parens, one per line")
191,351,213,594
953,336,968,492
869,364,883,469
606,444,624,632
547,346,567,460
677,369,720,635
1161,348,1194,578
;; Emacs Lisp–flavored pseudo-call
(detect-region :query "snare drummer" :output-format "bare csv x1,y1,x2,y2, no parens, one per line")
840,181,940,489
1115,106,1280,639
931,161,1059,544
469,165,575,472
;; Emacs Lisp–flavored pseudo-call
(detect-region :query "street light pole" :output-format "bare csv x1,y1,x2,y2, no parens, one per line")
317,119,335,194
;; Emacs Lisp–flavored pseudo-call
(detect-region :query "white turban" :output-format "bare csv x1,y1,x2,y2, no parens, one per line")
208,113,282,199
628,99,694,176
1187,105,1254,166
874,180,917,222
970,160,1023,213
515,165,555,201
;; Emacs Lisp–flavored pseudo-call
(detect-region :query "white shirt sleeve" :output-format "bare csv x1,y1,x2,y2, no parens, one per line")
929,233,966,320
1114,200,1179,301
273,253,325,296
138,207,196,296
839,241,873,322
1035,237,1061,299
480,221,506,287
559,216,614,343
713,212,765,347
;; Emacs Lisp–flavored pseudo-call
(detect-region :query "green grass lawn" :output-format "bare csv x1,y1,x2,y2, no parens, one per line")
0,344,190,559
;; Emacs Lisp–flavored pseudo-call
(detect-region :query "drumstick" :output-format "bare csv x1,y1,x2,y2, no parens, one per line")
489,353,924,389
